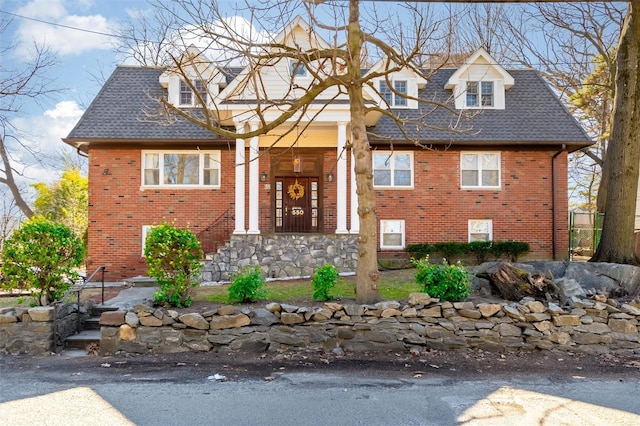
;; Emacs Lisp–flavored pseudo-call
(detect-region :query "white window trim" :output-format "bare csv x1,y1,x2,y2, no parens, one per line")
141,225,154,256
178,79,207,107
463,79,496,109
379,80,410,108
289,60,309,79
460,151,501,189
468,219,493,242
372,151,414,189
380,219,406,250
141,150,221,189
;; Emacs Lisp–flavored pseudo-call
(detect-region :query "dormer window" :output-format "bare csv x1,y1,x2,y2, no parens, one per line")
290,61,308,78
466,81,493,107
179,79,207,106
380,80,408,107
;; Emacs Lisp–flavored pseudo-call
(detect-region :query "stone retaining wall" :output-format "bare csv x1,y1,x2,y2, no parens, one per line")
199,234,359,283
98,294,640,356
0,304,81,355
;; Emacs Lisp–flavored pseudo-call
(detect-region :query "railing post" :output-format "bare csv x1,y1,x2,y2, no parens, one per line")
101,266,105,305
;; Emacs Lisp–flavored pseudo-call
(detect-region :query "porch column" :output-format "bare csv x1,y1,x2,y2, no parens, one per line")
336,122,348,234
234,124,246,234
350,148,359,233
248,122,260,234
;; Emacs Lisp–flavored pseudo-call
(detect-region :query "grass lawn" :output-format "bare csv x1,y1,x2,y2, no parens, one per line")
0,268,423,308
192,268,422,305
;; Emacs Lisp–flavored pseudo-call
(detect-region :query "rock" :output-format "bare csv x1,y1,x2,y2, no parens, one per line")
179,313,209,330
217,305,236,316
453,301,474,310
125,312,140,328
419,306,442,317
608,319,638,333
477,303,502,318
324,302,343,312
27,307,54,322
556,278,587,305
407,293,434,306
280,312,305,325
621,304,640,316
250,308,280,326
119,324,137,341
139,315,163,326
503,305,526,322
497,323,522,337
280,303,300,313
209,314,251,330
525,301,545,313
401,308,418,318
375,301,401,310
547,303,565,315
458,309,482,320
265,302,281,313
312,308,333,321
0,313,18,324
381,308,401,318
553,315,580,327
100,310,125,326
525,313,551,322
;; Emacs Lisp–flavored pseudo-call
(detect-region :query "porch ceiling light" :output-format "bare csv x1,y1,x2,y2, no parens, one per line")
293,156,302,173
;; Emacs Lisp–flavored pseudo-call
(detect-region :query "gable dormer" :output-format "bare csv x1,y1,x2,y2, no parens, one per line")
159,45,226,108
365,60,428,110
445,48,514,110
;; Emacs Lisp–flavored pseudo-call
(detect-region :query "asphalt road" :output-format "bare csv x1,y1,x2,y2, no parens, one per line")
1,350,640,426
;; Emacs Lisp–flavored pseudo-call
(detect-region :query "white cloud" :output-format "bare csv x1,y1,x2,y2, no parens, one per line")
9,100,85,184
13,0,117,60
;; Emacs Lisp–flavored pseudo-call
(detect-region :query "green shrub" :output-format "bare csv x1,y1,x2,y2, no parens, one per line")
406,243,434,260
412,256,470,302
228,267,266,303
493,241,530,262
467,241,494,263
311,264,340,301
433,242,468,264
144,223,203,308
1,216,84,306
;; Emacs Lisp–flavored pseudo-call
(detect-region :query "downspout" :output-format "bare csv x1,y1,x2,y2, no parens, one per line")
552,144,567,260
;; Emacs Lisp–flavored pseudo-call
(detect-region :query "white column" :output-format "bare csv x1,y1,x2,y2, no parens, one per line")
248,123,260,234
234,124,246,234
350,148,359,233
336,122,348,234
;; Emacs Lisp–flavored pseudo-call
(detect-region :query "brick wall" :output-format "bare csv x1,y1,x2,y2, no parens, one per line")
88,146,568,281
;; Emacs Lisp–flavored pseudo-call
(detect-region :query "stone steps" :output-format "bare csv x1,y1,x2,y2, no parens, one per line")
64,305,119,350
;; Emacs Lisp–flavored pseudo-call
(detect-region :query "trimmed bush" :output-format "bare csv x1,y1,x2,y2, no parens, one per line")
412,256,470,302
1,216,84,305
228,267,266,303
144,223,203,308
494,241,531,262
406,244,434,260
311,264,340,301
433,242,468,264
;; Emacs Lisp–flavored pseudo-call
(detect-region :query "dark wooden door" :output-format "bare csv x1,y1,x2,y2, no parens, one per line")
275,177,319,233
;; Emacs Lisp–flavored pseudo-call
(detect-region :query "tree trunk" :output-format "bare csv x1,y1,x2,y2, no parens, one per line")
592,1,640,265
485,263,558,302
348,0,380,304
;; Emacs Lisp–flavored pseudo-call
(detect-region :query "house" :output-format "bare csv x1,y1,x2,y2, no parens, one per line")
63,18,593,282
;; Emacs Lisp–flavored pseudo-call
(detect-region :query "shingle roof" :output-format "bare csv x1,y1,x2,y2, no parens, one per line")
369,68,592,146
65,66,219,143
65,65,592,149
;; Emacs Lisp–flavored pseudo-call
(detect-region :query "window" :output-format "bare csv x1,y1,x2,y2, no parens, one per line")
380,220,405,250
290,61,308,78
460,152,500,188
373,152,413,188
466,81,493,107
141,225,154,256
142,151,220,187
379,80,408,107
179,79,207,106
469,220,493,242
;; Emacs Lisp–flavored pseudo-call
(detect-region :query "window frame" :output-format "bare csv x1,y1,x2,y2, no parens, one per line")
380,219,406,250
289,60,308,78
468,219,493,242
179,79,207,107
372,151,414,189
141,150,221,189
465,80,494,108
460,151,501,189
379,80,408,107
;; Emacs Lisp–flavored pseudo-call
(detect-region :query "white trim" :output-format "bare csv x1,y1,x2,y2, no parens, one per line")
380,219,405,250
468,219,493,242
372,151,414,189
141,150,220,188
248,123,260,234
336,122,348,234
460,151,501,189
234,126,246,234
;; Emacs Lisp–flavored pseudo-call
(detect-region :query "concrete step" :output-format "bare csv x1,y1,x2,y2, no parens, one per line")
65,329,100,350
83,317,101,330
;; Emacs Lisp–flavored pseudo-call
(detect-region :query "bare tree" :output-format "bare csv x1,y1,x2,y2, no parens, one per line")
592,1,640,265
118,0,467,303
0,16,62,218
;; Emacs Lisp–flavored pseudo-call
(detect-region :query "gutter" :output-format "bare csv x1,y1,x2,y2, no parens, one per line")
552,144,567,260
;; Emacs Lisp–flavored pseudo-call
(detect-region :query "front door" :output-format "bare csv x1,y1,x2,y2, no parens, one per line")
275,177,319,232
